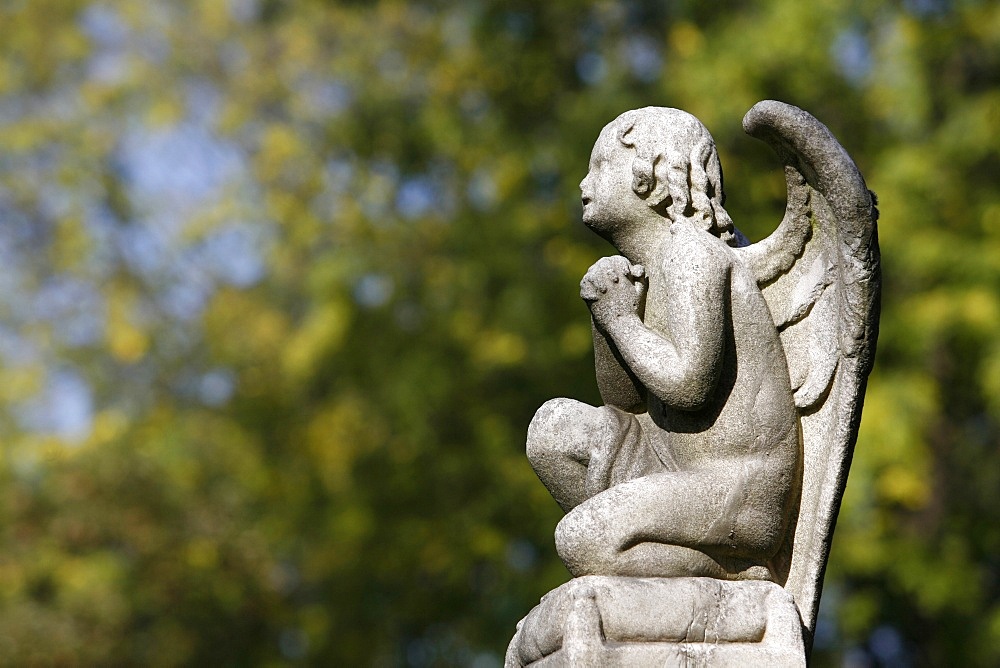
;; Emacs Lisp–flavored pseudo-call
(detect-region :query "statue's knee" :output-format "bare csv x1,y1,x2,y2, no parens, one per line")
555,505,616,577
526,398,581,463
555,512,586,574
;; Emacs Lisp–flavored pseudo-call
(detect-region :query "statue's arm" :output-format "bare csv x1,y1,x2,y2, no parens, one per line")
597,234,728,411
592,319,646,412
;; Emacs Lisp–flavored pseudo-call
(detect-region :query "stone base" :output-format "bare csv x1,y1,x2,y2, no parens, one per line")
506,576,805,667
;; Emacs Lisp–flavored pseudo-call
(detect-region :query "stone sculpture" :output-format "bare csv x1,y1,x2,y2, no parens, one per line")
507,101,880,666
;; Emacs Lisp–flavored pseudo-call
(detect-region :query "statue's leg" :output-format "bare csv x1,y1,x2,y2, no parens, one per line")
526,399,624,513
555,462,787,580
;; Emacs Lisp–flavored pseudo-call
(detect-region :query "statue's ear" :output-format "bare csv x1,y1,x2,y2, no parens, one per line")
631,156,655,198
645,155,671,207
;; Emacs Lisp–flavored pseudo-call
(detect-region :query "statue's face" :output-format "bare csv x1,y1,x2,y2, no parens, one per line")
579,123,650,234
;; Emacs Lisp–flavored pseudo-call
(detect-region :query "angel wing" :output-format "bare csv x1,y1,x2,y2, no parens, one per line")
734,100,881,645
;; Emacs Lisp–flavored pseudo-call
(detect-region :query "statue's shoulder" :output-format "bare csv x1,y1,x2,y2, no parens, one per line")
662,222,733,276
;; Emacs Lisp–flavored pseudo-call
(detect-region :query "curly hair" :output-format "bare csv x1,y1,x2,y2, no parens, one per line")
613,107,738,246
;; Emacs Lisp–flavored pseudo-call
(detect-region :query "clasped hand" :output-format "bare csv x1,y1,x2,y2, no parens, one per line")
580,256,646,330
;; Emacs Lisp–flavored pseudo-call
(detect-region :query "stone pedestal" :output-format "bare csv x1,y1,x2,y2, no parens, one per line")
506,576,805,667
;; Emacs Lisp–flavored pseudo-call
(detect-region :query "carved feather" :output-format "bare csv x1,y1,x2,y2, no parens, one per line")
772,251,834,330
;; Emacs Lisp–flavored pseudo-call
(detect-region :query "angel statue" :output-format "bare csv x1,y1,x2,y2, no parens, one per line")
506,101,880,667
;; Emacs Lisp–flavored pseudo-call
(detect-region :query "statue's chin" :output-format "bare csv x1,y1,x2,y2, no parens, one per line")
581,212,606,233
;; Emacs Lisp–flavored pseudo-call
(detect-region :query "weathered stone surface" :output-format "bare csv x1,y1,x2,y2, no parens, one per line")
508,101,880,665
507,576,805,667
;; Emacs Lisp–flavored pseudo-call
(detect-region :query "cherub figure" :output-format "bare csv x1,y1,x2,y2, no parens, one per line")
527,107,801,583
510,101,879,665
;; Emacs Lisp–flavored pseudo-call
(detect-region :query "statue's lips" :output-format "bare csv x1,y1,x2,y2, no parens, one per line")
582,196,592,208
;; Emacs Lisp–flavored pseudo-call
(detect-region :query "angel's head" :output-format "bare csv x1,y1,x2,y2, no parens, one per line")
581,107,737,245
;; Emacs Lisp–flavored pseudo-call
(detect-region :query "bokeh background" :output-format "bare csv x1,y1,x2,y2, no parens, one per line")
1,0,999,665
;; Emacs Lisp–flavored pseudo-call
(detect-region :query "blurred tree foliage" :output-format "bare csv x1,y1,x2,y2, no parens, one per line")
0,0,998,665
